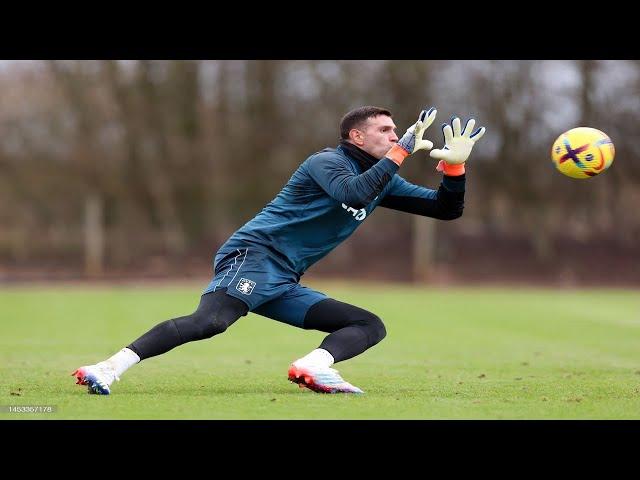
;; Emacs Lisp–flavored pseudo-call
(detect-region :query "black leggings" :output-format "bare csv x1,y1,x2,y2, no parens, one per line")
128,291,386,364
302,298,386,363
128,289,249,360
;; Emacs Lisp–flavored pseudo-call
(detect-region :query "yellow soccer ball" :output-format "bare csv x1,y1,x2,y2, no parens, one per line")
551,127,615,179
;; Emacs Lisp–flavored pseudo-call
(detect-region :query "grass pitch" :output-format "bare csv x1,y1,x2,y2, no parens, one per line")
1,282,639,419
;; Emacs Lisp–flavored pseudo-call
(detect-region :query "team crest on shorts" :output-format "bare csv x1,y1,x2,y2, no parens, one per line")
236,278,256,295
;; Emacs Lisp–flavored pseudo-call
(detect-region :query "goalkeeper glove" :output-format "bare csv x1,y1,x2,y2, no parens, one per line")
386,107,437,166
429,116,486,176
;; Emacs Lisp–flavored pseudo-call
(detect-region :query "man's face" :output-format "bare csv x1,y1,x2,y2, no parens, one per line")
350,115,399,159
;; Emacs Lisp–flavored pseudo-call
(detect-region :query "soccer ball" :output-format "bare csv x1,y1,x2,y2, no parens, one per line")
551,127,615,179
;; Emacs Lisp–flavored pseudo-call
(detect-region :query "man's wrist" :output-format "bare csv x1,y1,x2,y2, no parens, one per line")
385,144,410,166
436,160,465,176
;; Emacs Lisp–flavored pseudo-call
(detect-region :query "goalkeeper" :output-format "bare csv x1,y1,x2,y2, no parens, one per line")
73,106,486,395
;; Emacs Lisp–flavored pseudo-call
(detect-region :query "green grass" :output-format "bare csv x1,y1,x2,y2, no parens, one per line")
1,282,639,419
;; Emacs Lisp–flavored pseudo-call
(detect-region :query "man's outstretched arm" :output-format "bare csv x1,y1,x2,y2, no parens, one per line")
308,108,438,208
379,174,466,220
307,152,399,209
380,115,485,220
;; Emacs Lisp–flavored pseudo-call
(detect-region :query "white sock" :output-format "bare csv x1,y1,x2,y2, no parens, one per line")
99,347,140,378
293,348,334,368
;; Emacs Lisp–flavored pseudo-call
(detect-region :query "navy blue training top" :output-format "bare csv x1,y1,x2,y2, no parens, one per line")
217,143,465,275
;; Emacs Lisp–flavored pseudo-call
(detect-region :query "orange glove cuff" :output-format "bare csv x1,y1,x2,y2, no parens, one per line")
436,160,465,176
385,144,410,166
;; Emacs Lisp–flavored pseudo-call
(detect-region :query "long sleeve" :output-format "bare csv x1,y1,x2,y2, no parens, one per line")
379,174,466,220
307,151,399,209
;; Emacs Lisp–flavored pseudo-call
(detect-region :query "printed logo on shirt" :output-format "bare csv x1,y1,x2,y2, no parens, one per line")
236,278,256,295
341,203,367,221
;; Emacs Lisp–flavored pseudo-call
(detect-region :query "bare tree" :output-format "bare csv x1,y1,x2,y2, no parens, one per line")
48,61,106,276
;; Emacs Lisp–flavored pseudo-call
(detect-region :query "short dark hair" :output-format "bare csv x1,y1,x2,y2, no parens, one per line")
339,106,392,140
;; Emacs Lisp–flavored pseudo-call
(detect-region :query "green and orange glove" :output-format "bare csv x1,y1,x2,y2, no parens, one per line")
429,116,486,176
386,107,437,166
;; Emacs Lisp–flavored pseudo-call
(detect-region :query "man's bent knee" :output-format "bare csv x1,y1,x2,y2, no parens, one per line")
173,291,248,342
173,312,228,340
366,314,387,346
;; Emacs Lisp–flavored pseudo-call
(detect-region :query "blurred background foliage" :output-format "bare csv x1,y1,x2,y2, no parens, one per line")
0,60,638,285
